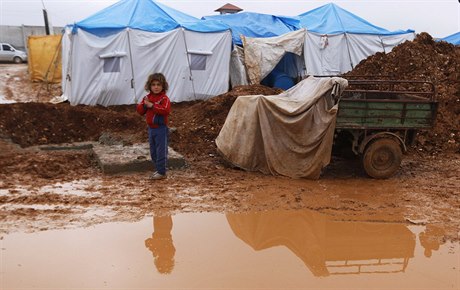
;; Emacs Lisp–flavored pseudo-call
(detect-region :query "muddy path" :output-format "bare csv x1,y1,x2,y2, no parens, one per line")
1,137,458,245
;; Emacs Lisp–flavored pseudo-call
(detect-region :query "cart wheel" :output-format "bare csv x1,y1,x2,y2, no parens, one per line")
363,138,402,179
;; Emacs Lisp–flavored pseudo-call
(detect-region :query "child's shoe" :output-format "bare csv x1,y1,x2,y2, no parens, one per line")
150,171,167,180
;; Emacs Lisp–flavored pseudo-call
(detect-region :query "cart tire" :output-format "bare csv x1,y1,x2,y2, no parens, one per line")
363,138,402,179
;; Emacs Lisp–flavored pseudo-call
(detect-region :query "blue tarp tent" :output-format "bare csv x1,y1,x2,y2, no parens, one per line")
203,12,304,89
62,0,232,105
439,32,460,46
298,3,415,75
75,0,229,35
299,3,413,35
203,12,300,45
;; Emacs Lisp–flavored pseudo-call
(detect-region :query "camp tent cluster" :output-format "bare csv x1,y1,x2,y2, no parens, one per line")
207,3,414,88
62,0,416,106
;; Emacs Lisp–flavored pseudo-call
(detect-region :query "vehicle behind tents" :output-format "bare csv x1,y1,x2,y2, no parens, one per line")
0,43,27,63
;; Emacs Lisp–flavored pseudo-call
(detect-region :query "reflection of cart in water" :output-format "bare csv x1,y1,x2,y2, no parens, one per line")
226,210,415,277
323,221,414,275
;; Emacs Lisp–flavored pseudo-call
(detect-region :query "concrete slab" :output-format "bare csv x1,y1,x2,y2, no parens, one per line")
92,143,186,174
37,142,94,151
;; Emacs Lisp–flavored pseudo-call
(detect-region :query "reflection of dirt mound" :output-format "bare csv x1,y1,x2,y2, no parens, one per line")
345,32,460,153
0,85,282,159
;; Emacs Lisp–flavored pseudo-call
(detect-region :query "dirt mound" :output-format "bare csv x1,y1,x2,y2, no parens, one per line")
0,103,145,147
345,32,460,153
0,85,283,159
169,85,283,159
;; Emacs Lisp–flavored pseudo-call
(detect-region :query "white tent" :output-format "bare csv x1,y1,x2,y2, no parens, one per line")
205,5,415,87
61,0,232,106
299,3,415,75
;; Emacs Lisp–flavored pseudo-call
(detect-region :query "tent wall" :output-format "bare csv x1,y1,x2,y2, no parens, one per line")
62,27,232,106
304,33,352,75
129,29,192,104
304,32,414,75
64,28,134,106
379,33,415,51
183,30,232,100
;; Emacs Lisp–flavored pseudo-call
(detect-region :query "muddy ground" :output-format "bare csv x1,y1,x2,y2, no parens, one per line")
0,33,459,251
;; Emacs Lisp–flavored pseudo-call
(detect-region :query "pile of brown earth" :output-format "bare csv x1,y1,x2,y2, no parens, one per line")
0,85,282,161
169,85,283,159
345,32,460,153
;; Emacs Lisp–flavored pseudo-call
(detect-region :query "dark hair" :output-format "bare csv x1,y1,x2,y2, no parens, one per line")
144,73,169,92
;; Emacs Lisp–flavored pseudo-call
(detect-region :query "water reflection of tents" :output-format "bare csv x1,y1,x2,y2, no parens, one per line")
226,210,415,276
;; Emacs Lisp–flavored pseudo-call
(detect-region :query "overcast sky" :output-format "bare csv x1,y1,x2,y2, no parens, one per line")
0,0,459,38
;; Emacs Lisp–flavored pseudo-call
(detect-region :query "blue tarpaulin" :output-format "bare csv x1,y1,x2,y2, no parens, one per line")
203,12,301,45
298,3,414,35
74,0,229,35
439,32,460,45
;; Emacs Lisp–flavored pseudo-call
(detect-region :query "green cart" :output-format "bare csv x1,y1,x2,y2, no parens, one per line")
335,79,438,178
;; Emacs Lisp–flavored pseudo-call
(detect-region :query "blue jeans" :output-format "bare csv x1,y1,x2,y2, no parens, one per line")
148,126,168,175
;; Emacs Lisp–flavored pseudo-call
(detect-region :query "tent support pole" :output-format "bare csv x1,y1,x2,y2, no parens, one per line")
343,33,354,70
126,28,137,103
181,28,197,100
36,33,64,101
62,28,74,101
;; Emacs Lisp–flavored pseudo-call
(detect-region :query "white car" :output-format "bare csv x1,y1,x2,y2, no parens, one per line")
0,43,28,63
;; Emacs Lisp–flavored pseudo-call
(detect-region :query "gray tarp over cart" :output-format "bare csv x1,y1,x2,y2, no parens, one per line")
216,76,348,179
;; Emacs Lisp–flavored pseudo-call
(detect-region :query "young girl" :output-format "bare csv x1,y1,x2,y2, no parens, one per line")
136,73,171,180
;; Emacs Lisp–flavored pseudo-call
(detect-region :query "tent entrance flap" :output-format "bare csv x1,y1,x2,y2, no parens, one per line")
242,29,306,85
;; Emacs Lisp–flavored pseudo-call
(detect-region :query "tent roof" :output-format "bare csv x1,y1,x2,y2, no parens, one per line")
74,0,229,35
203,12,300,45
440,32,460,45
298,3,414,35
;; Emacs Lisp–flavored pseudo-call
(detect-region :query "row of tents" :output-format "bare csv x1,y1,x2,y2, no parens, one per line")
59,0,421,106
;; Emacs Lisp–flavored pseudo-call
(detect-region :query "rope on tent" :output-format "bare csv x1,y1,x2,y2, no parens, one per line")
181,28,197,101
36,33,63,102
343,33,354,70
378,36,387,54
126,28,137,103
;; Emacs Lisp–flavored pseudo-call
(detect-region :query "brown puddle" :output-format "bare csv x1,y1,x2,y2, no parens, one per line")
2,210,459,289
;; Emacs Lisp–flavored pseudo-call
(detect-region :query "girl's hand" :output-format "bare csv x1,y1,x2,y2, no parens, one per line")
144,98,153,108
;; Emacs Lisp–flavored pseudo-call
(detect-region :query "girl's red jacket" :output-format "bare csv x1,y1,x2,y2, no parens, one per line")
136,91,171,128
